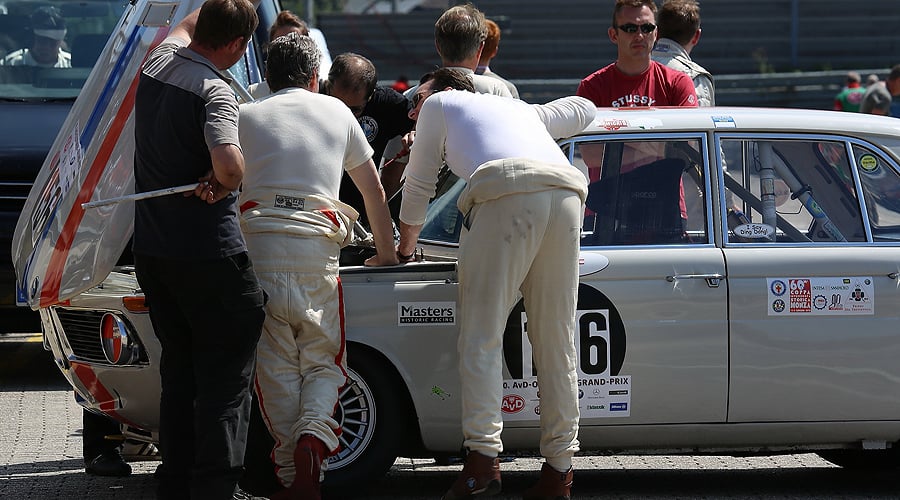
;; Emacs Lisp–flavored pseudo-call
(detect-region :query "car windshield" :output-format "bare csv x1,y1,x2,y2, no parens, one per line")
0,0,127,100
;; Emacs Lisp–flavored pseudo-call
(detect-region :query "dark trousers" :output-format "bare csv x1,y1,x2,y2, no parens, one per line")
82,408,123,461
134,252,266,500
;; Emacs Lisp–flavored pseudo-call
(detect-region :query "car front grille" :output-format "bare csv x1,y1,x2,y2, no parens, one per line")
55,308,108,363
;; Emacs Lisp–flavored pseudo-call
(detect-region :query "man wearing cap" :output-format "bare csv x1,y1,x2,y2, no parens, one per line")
1,6,71,67
833,72,865,112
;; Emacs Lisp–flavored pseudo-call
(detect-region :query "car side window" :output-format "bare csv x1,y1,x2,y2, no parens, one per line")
720,138,866,244
576,138,707,247
419,172,466,244
854,145,900,242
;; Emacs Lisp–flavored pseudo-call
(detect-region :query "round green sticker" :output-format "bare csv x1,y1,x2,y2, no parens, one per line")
859,154,878,172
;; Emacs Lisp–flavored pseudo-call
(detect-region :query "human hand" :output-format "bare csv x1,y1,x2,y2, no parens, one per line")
399,130,415,157
192,170,231,204
364,252,400,267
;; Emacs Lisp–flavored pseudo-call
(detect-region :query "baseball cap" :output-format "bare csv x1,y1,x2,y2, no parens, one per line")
31,6,67,41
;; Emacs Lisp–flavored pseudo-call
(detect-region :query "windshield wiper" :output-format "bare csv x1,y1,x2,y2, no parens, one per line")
39,97,78,102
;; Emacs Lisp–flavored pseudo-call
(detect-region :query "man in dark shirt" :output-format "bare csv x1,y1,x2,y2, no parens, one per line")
325,52,414,225
132,0,267,498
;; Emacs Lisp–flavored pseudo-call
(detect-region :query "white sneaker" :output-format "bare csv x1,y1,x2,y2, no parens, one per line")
121,440,160,461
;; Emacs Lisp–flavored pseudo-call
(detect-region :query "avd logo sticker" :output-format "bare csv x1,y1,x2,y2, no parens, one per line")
501,395,526,414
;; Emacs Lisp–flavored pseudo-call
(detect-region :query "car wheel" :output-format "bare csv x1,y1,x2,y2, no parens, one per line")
324,348,409,495
817,448,900,470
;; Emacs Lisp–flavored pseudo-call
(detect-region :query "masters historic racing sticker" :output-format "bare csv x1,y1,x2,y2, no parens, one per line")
500,284,631,421
767,277,873,316
398,301,456,325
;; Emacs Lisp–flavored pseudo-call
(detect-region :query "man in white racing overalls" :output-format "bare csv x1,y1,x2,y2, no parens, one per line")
238,33,398,500
397,67,595,500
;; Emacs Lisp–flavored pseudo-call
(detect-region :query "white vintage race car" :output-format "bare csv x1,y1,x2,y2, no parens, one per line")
35,106,900,495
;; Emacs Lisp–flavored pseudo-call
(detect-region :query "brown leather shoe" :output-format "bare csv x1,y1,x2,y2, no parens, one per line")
441,451,502,499
522,463,573,500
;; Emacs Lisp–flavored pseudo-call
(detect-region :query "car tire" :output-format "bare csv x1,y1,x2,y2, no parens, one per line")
324,346,410,496
817,448,900,470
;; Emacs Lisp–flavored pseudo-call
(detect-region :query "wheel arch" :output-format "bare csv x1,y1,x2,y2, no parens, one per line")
346,341,427,457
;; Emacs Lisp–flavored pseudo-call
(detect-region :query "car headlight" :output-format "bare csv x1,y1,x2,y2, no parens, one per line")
100,313,139,365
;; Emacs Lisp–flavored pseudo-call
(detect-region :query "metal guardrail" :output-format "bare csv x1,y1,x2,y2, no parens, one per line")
382,68,889,109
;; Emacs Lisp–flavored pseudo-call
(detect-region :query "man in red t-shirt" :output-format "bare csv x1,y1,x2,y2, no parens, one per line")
578,0,697,108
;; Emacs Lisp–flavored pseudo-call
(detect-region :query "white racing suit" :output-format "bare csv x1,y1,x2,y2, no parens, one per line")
455,158,586,463
240,191,357,487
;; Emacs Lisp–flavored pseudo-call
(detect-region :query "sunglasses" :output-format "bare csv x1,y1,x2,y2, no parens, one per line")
616,23,656,34
410,90,434,109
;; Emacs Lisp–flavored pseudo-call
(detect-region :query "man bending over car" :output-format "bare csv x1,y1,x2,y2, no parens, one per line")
397,67,595,500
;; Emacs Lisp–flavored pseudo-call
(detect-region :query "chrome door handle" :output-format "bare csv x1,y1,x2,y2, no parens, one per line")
666,273,725,288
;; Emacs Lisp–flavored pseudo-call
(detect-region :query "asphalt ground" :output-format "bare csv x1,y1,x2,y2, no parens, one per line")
2,333,899,499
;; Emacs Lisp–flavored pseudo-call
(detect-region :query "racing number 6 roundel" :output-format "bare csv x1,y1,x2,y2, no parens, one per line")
502,283,627,379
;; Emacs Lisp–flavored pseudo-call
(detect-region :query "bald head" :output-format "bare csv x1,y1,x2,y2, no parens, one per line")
328,52,377,98
327,52,377,116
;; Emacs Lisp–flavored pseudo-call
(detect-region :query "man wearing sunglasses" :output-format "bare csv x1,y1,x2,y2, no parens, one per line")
577,0,697,108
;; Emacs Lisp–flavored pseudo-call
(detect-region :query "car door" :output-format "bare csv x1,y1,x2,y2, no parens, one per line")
720,134,900,422
502,133,729,426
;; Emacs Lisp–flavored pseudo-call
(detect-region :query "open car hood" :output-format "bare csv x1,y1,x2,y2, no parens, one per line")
11,0,208,309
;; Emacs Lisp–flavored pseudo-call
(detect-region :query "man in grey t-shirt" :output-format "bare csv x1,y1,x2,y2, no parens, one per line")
860,65,900,117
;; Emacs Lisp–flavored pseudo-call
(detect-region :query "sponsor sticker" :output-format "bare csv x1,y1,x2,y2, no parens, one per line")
30,123,84,246
501,375,632,420
734,223,775,239
602,118,629,131
397,301,456,326
502,307,631,420
501,394,526,414
711,115,736,128
767,277,873,315
858,154,878,172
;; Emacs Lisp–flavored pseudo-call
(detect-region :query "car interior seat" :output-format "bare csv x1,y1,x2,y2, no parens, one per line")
585,157,687,245
71,33,108,68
